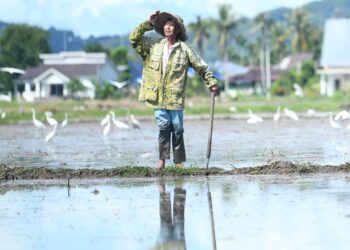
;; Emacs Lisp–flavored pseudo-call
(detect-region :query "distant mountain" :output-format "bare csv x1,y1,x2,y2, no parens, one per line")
304,0,350,27
48,27,129,53
266,0,350,28
0,20,8,33
267,7,292,22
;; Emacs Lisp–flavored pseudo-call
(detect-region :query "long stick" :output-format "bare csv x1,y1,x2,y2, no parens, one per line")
206,92,216,169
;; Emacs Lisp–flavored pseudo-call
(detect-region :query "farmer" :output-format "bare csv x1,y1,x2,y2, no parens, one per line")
129,11,219,170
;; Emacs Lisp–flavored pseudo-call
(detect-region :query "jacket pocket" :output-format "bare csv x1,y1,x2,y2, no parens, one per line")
170,86,184,105
150,55,161,70
144,85,158,102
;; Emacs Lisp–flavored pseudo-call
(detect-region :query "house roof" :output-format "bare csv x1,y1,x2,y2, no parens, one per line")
40,51,108,65
273,53,312,71
20,64,103,81
230,67,282,84
211,60,249,80
320,19,350,67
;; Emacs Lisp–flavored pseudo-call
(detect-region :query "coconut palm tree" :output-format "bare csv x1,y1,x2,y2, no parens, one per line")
212,3,239,95
252,13,275,96
252,13,275,39
270,23,290,63
187,16,210,56
288,8,313,53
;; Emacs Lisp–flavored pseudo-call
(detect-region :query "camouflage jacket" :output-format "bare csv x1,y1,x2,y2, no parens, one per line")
129,21,217,110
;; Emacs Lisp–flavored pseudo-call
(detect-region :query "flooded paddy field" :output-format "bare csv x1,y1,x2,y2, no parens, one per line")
1,116,350,169
1,175,350,250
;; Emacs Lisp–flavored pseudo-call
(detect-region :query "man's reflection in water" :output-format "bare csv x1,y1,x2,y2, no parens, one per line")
153,179,186,250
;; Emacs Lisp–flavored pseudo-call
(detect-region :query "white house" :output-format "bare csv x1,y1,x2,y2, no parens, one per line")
18,51,119,101
318,19,350,96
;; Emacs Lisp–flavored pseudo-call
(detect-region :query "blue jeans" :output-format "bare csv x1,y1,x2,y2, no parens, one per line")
154,109,186,163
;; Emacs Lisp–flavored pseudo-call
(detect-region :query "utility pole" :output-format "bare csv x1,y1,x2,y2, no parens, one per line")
259,48,266,95
265,39,271,99
224,51,229,97
63,31,67,51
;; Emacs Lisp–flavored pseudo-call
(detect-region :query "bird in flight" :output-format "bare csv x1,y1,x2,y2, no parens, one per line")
109,80,129,89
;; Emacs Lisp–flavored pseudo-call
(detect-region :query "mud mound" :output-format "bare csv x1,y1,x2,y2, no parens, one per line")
0,165,223,180
1,161,350,180
229,161,350,175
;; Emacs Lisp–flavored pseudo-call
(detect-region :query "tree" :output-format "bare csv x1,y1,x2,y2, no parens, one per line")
270,23,290,63
187,16,211,56
288,8,313,53
252,13,276,96
110,47,132,82
0,24,50,68
67,78,86,98
212,4,240,95
271,60,319,96
110,47,129,65
83,43,109,53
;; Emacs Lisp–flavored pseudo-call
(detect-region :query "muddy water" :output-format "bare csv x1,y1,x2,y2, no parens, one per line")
1,117,350,169
0,175,350,250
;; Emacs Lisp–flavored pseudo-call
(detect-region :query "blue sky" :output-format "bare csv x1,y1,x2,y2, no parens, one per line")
0,0,315,38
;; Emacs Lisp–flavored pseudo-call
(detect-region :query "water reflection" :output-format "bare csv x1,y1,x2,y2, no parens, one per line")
207,178,217,250
154,179,186,250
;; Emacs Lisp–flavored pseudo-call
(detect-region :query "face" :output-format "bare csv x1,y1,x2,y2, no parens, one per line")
163,20,178,38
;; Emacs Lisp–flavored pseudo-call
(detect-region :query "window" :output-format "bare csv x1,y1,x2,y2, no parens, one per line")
335,79,341,91
17,84,25,93
50,84,64,96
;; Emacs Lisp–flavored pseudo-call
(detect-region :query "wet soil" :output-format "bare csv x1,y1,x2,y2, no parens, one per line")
2,117,350,169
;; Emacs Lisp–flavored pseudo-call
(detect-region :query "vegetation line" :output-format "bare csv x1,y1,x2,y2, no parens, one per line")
1,161,350,180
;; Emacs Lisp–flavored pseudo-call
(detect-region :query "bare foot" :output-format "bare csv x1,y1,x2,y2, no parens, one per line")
156,159,165,170
175,163,184,168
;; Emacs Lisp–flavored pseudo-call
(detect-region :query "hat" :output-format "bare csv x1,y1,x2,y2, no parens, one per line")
154,12,188,41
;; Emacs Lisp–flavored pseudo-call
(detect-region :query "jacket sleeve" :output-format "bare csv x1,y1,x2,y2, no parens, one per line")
129,21,156,60
185,44,217,88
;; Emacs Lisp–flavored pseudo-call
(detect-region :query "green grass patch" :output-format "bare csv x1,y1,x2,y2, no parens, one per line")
0,165,226,180
296,163,318,174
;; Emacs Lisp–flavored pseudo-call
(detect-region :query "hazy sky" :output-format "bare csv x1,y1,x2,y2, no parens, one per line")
0,0,315,38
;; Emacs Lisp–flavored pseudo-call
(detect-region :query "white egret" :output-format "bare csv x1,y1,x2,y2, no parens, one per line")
247,109,263,124
229,106,237,112
0,67,26,75
334,110,350,121
293,83,304,97
109,111,129,129
284,108,299,121
273,106,281,122
306,109,316,116
61,113,68,127
31,108,46,129
125,108,142,129
103,115,111,136
187,100,194,108
45,125,58,142
1,110,6,119
329,113,342,128
100,113,110,126
130,114,142,129
109,80,129,89
45,111,58,126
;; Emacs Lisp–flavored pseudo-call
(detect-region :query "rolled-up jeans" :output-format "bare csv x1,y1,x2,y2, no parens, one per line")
154,109,186,164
